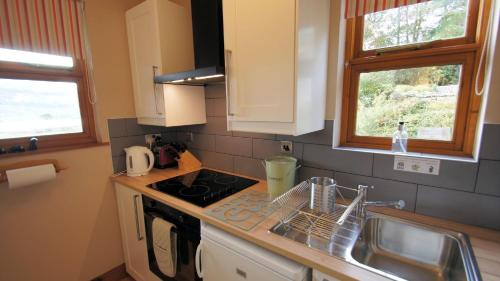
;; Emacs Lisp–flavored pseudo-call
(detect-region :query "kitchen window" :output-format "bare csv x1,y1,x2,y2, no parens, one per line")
340,0,490,156
0,0,97,153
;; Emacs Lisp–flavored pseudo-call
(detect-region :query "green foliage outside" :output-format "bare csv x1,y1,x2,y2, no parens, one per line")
363,0,468,50
356,0,467,140
356,67,459,139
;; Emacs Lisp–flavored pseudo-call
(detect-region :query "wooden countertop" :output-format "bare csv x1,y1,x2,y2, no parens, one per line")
111,168,500,281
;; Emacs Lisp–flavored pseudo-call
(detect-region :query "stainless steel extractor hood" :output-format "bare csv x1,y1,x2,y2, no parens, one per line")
154,0,224,85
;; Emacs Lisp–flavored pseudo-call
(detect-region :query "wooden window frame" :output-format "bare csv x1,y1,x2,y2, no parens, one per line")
340,0,491,156
0,60,97,153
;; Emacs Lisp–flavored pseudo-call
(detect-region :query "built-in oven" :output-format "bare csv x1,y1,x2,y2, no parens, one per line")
142,195,202,281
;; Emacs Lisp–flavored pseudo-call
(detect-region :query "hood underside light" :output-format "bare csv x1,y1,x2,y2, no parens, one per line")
194,74,224,80
154,66,225,85
169,74,224,84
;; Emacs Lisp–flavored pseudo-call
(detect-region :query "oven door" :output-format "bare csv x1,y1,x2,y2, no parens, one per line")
143,202,201,280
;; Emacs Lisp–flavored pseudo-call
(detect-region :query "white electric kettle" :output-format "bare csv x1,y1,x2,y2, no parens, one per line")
124,146,154,177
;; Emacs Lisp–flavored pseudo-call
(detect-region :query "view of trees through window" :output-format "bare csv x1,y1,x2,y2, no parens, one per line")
363,0,468,50
355,0,468,141
356,65,461,141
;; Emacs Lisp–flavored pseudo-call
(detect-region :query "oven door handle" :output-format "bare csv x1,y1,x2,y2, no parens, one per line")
133,194,144,241
195,242,203,278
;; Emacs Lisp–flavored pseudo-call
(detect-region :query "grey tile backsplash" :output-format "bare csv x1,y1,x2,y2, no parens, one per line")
416,185,500,230
303,144,374,176
191,148,234,172
476,160,500,196
479,124,500,160
108,84,500,230
215,135,252,157
189,133,216,151
234,156,266,179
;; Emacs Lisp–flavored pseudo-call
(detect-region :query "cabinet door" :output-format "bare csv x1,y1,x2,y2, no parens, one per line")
312,270,341,281
201,239,293,281
115,184,150,281
126,0,164,121
223,0,295,123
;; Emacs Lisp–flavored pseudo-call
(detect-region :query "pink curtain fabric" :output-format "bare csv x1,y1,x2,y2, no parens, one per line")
344,0,431,19
0,0,85,59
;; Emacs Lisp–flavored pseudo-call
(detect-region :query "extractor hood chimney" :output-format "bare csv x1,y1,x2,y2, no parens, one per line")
154,0,224,85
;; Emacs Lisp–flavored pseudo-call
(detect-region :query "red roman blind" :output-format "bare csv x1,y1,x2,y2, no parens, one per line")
344,0,431,19
0,0,85,59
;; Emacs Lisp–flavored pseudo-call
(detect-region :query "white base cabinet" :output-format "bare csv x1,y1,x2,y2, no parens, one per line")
222,0,330,136
198,223,310,281
312,270,342,281
115,184,151,281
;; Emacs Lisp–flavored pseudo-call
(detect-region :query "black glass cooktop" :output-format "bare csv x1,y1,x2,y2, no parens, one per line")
148,169,259,207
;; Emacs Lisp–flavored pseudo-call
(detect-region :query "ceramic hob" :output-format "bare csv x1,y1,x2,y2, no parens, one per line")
148,169,259,207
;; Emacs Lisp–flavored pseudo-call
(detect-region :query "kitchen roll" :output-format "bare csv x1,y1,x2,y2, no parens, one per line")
6,164,56,189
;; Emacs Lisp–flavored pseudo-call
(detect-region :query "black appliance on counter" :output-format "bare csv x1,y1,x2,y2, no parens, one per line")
148,169,259,207
143,195,201,281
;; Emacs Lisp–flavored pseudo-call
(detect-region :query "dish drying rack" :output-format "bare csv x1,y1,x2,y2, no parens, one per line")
271,180,368,241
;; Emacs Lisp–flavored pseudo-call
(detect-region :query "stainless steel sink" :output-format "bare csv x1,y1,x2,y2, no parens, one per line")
348,216,481,281
269,183,481,281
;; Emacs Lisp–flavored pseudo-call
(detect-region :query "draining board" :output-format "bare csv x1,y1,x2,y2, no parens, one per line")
205,190,277,231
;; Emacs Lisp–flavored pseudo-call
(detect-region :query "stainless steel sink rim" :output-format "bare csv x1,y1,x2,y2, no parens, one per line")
270,210,482,281
348,213,482,281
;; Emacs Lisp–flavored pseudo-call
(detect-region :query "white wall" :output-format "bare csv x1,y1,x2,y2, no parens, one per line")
325,0,343,121
483,1,500,124
0,0,143,280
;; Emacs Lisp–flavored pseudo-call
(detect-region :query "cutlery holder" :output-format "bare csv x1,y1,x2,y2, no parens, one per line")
309,177,337,214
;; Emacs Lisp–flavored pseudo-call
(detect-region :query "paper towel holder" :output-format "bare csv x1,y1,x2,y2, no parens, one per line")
0,159,67,184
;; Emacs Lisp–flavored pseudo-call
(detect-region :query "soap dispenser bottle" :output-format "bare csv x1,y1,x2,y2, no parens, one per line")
392,122,408,153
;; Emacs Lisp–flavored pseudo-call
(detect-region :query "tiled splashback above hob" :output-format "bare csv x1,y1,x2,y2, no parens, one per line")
108,84,500,231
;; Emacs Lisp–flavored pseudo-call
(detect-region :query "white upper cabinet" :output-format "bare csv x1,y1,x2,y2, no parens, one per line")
223,0,330,135
126,0,206,127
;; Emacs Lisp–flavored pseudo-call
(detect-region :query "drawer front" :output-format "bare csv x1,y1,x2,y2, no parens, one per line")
202,239,292,281
312,270,341,281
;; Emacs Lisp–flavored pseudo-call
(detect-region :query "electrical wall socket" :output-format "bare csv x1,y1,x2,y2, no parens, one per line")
145,134,161,147
280,141,293,153
393,155,440,175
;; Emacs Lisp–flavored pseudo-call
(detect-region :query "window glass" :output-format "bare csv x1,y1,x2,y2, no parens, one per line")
0,78,83,139
355,65,461,141
363,0,469,50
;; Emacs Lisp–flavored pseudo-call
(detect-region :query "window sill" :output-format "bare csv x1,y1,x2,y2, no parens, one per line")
0,142,110,160
333,146,478,163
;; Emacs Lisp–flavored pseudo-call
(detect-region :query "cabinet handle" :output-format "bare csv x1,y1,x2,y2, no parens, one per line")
133,194,143,241
195,242,203,278
152,66,162,116
224,50,235,116
236,268,247,278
